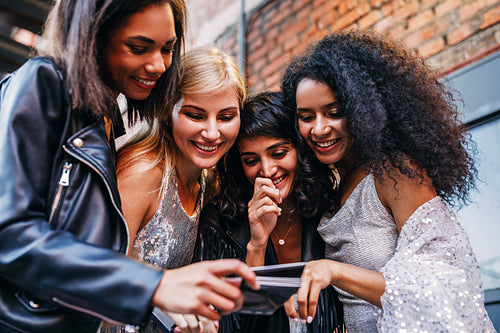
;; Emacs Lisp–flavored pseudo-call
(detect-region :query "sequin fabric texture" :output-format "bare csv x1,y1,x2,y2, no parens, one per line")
319,174,495,332
376,196,495,332
130,167,206,269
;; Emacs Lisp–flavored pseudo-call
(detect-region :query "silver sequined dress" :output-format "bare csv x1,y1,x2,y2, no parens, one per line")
318,173,495,332
102,168,206,333
130,167,206,269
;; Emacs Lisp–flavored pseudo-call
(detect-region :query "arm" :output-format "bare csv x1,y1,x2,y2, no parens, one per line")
297,164,436,321
245,177,282,266
0,59,258,328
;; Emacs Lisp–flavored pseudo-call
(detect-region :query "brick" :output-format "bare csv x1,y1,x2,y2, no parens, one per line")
458,0,492,22
267,46,283,63
417,36,445,58
480,5,500,29
404,22,441,48
277,20,309,45
392,1,420,24
311,3,333,22
332,2,371,30
247,43,270,64
264,71,281,90
420,0,440,10
338,0,358,15
448,23,473,45
318,10,335,30
389,24,407,40
284,34,301,52
408,9,434,31
293,0,311,13
435,0,461,18
261,58,284,81
358,9,382,29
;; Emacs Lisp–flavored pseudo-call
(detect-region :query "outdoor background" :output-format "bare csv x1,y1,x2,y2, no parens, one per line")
0,0,499,328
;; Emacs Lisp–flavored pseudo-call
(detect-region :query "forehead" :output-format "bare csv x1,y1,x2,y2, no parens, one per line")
238,136,291,154
181,85,240,108
296,78,337,106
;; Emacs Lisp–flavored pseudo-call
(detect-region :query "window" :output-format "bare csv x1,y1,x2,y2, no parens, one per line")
445,51,500,328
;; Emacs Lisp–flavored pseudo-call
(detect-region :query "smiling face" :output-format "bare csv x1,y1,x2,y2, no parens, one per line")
295,78,353,165
103,3,177,100
238,136,298,201
171,85,240,171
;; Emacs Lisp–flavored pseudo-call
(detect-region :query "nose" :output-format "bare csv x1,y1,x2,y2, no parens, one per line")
311,115,331,136
144,51,166,75
201,118,221,141
258,157,277,179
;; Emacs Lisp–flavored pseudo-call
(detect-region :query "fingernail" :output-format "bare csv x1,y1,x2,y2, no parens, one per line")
300,319,307,324
293,318,299,322
307,316,313,323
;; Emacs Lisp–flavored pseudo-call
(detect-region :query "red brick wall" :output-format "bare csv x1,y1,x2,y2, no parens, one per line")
193,0,500,93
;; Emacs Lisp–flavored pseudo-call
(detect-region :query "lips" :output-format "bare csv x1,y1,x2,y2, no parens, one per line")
193,141,221,152
272,175,285,186
132,76,157,88
314,138,340,148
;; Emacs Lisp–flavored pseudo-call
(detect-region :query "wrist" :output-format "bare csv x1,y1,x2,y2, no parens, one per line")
247,240,267,253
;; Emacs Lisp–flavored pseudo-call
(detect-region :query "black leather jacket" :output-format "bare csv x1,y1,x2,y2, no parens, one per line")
0,57,163,333
193,202,344,333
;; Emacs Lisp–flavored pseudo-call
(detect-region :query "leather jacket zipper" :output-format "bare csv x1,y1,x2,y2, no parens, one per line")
62,145,130,253
49,162,72,224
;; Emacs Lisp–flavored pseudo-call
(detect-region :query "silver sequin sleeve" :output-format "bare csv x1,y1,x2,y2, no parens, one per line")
376,197,496,332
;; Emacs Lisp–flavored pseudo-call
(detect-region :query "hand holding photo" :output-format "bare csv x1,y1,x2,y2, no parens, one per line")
238,262,304,315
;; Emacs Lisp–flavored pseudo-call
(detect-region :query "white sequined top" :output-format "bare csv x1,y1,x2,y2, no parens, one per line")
318,173,495,332
130,167,206,269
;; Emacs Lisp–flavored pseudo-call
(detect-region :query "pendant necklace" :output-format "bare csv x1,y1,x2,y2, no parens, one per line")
272,216,296,246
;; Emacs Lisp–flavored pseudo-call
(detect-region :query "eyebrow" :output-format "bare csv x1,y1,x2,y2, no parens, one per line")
125,36,177,46
181,105,239,113
239,141,290,157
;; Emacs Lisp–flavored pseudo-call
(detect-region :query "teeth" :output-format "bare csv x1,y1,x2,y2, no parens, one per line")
135,77,156,86
316,139,338,148
194,142,219,152
273,175,285,185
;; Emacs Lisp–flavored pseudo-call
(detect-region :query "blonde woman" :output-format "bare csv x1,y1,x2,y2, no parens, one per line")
114,46,245,332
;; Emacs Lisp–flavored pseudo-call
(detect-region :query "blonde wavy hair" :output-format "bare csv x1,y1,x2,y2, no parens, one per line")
117,46,245,183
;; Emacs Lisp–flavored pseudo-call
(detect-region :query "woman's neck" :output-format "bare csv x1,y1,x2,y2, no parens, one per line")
175,160,202,215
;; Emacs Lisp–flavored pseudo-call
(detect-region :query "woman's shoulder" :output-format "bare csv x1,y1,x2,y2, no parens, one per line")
118,153,163,192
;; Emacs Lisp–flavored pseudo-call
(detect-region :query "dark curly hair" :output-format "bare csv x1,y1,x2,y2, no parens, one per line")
281,29,476,206
216,91,336,222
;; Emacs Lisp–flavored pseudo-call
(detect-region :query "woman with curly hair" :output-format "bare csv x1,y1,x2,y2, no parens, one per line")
193,91,344,333
281,30,494,332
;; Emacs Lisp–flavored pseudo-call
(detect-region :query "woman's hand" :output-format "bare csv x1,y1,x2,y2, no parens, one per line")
246,177,281,266
284,295,301,324
247,177,281,247
152,259,259,321
296,259,386,322
168,312,218,333
296,260,336,323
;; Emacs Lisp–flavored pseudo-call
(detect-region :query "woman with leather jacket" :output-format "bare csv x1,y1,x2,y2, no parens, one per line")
0,1,257,332
193,91,344,333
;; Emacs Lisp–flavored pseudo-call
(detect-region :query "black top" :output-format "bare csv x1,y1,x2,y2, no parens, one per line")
193,202,344,333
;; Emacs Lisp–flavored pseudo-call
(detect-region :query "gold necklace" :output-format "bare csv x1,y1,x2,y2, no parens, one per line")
272,215,297,246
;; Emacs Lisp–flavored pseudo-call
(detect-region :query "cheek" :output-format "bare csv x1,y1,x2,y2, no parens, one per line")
298,122,310,139
163,54,173,71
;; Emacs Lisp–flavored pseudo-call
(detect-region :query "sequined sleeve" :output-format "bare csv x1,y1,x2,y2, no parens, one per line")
375,197,495,332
